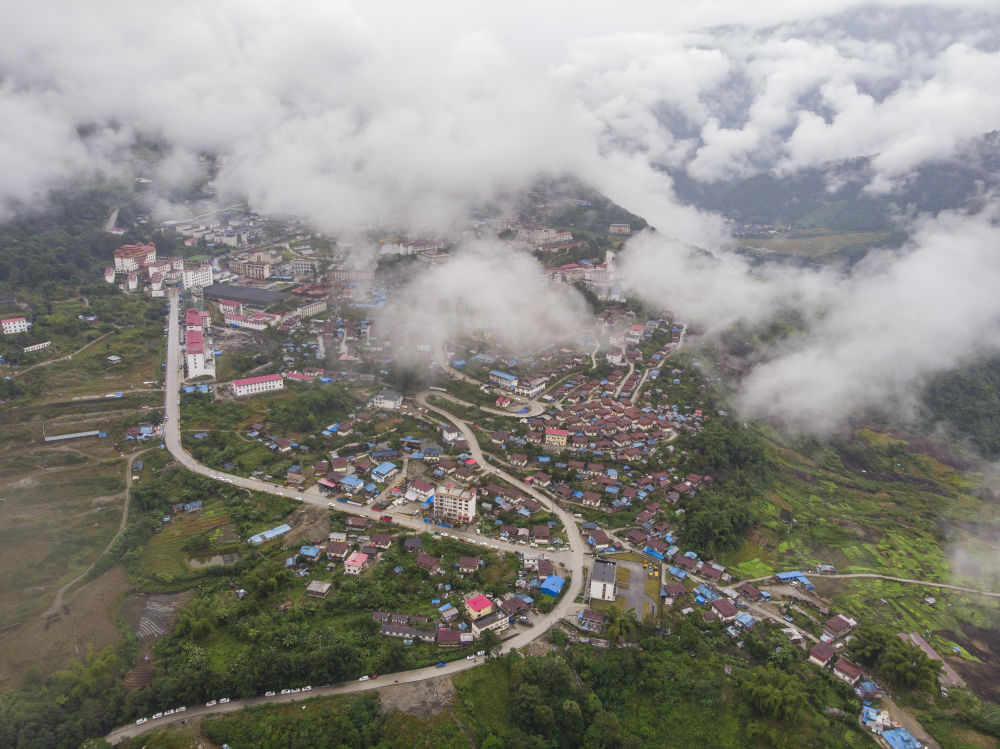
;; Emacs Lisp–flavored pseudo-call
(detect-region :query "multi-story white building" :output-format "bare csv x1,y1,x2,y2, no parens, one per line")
184,330,215,379
230,373,284,397
295,300,328,319
373,389,403,410
589,559,618,602
433,482,477,524
289,258,318,277
513,376,547,398
182,263,214,290
113,242,157,273
1,317,29,334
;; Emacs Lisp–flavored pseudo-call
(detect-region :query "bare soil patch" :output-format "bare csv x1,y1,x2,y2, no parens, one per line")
283,502,331,545
948,625,1000,703
0,566,129,687
378,675,456,717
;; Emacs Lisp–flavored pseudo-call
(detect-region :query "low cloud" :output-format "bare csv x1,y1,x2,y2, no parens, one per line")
376,241,593,359
0,3,997,225
618,203,1000,433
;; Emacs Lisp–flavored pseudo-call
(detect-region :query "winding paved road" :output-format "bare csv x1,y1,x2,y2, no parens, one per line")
106,289,590,744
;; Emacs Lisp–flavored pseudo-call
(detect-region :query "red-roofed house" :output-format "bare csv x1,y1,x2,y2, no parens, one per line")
465,594,494,617
711,598,738,620
344,552,370,576
823,614,858,640
809,642,837,668
544,428,569,446
833,657,862,685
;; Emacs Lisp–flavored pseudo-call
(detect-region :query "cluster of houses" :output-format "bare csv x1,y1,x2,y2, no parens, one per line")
105,242,215,296
248,515,575,648
805,613,863,681
491,396,709,513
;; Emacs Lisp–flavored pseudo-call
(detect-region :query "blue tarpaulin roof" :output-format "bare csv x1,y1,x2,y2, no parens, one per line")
883,728,923,749
540,575,565,597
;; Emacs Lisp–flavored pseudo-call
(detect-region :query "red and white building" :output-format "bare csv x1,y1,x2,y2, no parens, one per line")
344,552,371,576
230,374,284,397
184,329,215,379
113,242,157,273
218,300,244,316
223,312,277,331
1,317,29,335
544,428,569,447
185,308,209,332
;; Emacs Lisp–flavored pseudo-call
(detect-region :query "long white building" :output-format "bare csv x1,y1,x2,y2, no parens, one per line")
230,373,284,397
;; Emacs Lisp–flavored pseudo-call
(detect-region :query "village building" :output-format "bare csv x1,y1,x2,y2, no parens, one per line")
823,614,858,640
306,580,332,599
415,553,442,574
544,428,569,447
344,552,370,576
590,558,618,602
471,611,510,638
710,598,738,621
833,657,863,685
578,609,605,632
808,642,837,668
465,594,494,618
373,389,404,410
433,482,477,524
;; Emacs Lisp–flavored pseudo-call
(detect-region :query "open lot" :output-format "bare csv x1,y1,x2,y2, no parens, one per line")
0,451,127,627
739,230,892,258
0,565,129,688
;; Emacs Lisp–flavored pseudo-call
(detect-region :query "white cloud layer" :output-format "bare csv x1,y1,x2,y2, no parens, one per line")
0,1,997,224
2,0,1000,436
376,241,593,357
617,202,1000,432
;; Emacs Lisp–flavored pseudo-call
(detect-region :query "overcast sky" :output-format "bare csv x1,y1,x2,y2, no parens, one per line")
3,0,1000,434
